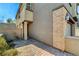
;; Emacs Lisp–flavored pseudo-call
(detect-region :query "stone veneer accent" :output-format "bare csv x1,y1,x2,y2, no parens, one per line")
53,7,67,51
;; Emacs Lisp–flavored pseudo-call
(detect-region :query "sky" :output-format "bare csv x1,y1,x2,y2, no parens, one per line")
0,3,19,23
0,3,79,23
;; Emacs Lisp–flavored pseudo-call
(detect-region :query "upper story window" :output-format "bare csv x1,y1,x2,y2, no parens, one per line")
20,4,23,13
65,13,70,21
26,3,32,11
65,12,76,24
76,4,79,26
76,4,79,15
16,10,20,19
18,13,20,19
69,3,72,7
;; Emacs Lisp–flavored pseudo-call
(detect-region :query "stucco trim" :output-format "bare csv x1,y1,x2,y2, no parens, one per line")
52,5,72,18
52,5,76,24
52,5,65,11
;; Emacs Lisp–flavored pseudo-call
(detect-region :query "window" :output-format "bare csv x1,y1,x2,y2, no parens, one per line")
18,14,20,18
69,3,72,7
65,13,70,21
76,4,79,26
26,3,32,10
65,12,75,36
76,4,79,15
70,24,73,36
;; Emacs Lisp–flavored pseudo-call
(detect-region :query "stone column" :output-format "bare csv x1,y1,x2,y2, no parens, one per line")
24,22,27,40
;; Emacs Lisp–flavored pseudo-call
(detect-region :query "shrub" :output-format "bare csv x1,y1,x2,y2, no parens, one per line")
0,36,10,50
2,49,17,56
0,35,18,56
0,51,2,56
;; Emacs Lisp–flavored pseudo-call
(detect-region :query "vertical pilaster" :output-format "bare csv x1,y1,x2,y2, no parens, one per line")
53,7,67,51
24,22,27,40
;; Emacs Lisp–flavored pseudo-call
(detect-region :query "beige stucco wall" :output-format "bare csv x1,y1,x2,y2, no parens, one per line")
19,23,24,38
0,23,21,38
65,36,79,55
29,3,63,46
26,10,33,22
28,3,75,47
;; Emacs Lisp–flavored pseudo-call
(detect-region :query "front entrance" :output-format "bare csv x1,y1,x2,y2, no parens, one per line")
22,21,28,40
53,6,67,51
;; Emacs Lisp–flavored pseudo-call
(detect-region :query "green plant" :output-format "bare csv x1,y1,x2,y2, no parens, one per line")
0,36,10,55
7,18,13,23
0,36,10,50
0,36,18,56
2,48,18,56
0,51,2,56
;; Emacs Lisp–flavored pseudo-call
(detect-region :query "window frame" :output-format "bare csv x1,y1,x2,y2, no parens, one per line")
26,3,32,11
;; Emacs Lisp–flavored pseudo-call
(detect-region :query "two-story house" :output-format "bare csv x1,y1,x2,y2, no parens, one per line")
16,3,79,55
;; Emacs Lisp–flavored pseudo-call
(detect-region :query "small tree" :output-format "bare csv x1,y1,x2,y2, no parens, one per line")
7,18,13,23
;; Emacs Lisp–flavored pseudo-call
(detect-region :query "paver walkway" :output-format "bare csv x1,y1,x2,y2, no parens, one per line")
14,38,74,56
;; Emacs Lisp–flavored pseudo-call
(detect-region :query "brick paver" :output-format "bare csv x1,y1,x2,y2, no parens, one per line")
15,38,74,56
16,44,53,56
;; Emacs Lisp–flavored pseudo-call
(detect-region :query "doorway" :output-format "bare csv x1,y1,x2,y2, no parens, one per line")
22,21,28,40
